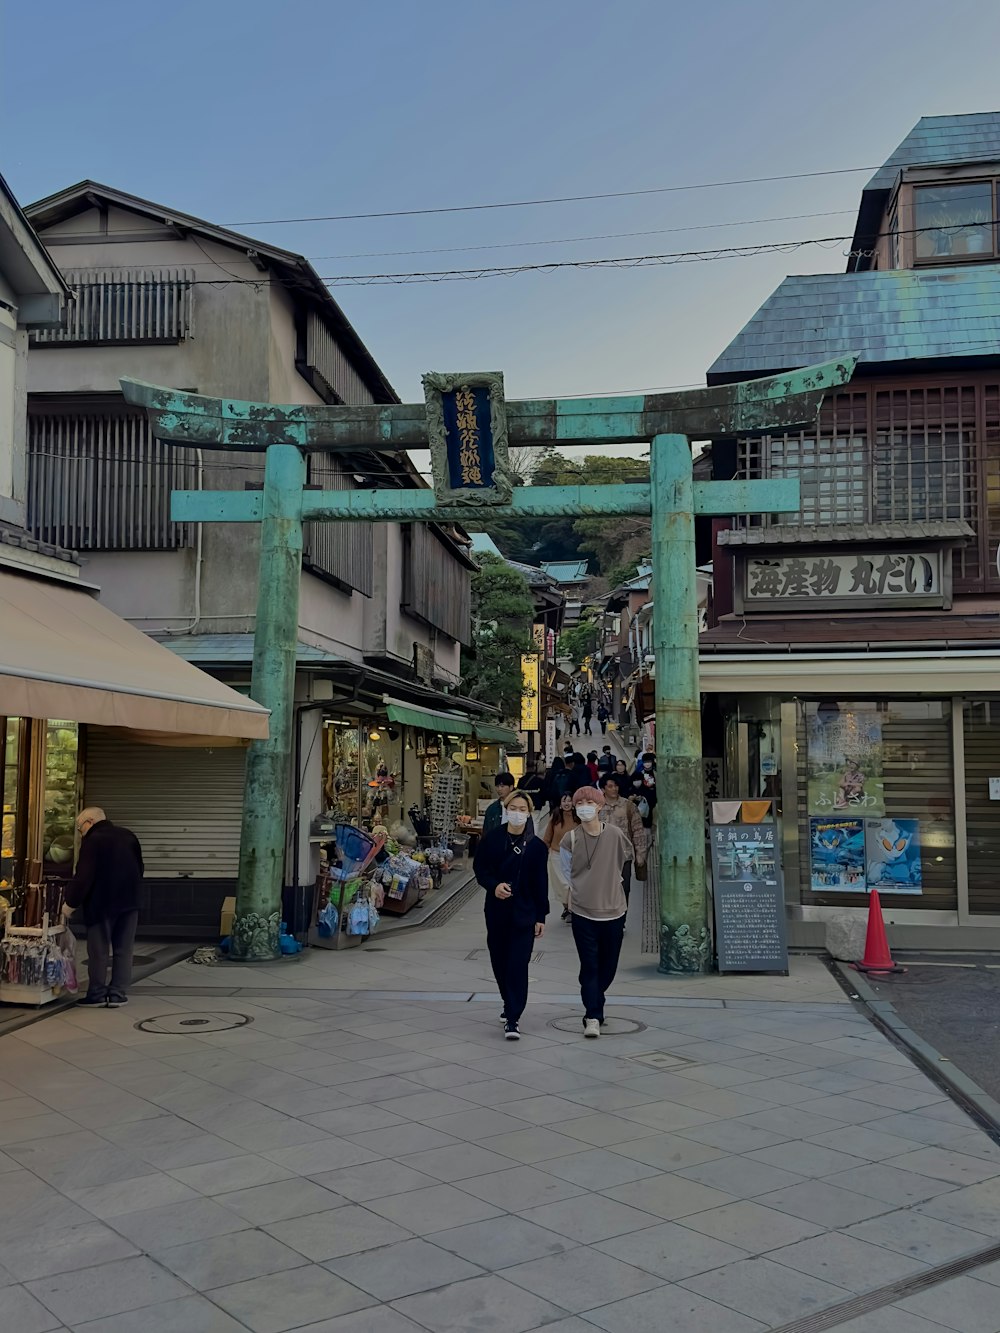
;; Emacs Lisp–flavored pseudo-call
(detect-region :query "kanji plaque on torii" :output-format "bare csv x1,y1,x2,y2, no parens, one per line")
123,355,856,970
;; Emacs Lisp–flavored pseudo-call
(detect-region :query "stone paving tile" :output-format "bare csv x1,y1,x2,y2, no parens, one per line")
755,1180,891,1228
869,1112,982,1149
820,1307,968,1333
746,1141,869,1178
917,1178,1000,1235
0,1220,138,1281
262,1136,382,1176
502,1246,662,1313
581,1283,767,1332
102,1196,251,1253
681,1255,853,1325
674,1119,790,1153
325,1237,484,1302
479,1126,598,1164
166,1154,295,1195
365,1182,504,1234
265,1309,426,1333
265,1205,413,1262
596,1219,750,1281
844,1209,992,1264
518,1194,662,1243
674,1154,806,1198
394,1142,519,1184
895,1274,1000,1331
157,1228,307,1290
25,1255,190,1324
847,1082,952,1112
456,1164,587,1212
609,1131,726,1171
888,1145,1000,1187
678,1199,826,1251
532,1147,661,1192
435,1077,535,1106
823,1161,959,1206
209,1264,375,1332
807,1124,928,1160
0,1283,65,1332
557,1112,668,1147
312,1159,439,1202
347,1123,460,1156
423,1108,534,1143
391,1272,569,1333
214,1177,347,1225
603,1173,736,1221
768,1230,930,1291
72,1293,250,1332
432,1215,575,1270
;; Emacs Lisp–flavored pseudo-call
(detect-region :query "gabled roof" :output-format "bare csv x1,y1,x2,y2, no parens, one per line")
25,180,398,404
540,559,590,583
850,113,1000,271
0,172,69,326
708,266,1000,381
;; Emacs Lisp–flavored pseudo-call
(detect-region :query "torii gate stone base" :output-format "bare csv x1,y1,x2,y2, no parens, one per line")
124,356,855,972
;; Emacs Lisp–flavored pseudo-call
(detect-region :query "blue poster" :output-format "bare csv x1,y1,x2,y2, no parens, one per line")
810,816,865,892
866,818,922,894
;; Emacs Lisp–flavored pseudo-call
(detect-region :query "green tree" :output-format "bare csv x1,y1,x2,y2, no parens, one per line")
460,554,535,724
557,618,600,667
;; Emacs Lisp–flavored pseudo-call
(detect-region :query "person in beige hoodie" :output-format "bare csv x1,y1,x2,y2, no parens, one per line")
599,774,646,904
560,786,631,1038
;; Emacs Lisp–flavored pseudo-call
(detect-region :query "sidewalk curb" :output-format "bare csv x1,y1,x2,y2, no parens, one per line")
831,959,1000,1139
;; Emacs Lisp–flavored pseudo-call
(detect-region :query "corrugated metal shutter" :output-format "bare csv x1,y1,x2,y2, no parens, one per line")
84,729,245,877
963,701,1000,914
796,700,956,910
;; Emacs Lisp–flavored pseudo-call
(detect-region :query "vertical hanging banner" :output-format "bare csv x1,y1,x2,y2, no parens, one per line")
545,717,557,765
521,654,540,732
532,623,546,655
423,371,513,505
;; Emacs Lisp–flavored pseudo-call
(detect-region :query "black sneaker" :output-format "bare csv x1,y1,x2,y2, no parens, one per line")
108,995,128,1006
499,1011,507,1026
504,1020,520,1041
77,994,111,1007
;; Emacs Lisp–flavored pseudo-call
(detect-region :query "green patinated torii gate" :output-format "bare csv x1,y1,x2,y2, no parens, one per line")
123,355,855,971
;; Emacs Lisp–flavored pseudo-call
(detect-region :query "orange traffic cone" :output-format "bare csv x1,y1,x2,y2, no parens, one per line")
853,890,906,975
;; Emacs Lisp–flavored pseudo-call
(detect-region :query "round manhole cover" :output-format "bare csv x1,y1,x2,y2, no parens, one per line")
136,1012,253,1035
548,1016,646,1035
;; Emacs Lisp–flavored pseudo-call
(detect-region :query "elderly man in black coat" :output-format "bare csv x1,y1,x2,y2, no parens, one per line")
64,807,144,1008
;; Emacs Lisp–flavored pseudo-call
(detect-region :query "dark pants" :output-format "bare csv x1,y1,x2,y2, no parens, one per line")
583,717,592,734
622,859,632,905
600,720,607,734
86,910,138,1002
486,912,535,1022
571,913,625,1021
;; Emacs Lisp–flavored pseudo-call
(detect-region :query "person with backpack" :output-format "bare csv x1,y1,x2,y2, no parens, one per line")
473,792,548,1041
597,703,610,735
560,786,630,1038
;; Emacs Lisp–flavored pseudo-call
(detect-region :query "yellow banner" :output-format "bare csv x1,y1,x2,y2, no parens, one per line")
520,654,540,732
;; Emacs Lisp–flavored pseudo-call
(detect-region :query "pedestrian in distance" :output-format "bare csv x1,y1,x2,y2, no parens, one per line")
582,698,594,735
598,745,614,775
483,772,515,834
597,703,610,735
473,792,548,1040
613,758,630,784
546,756,568,812
586,750,600,783
564,752,590,796
560,786,630,1038
543,792,579,921
599,773,646,904
63,807,144,1008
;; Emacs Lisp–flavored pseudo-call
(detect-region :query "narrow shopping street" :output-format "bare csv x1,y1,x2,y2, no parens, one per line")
2,887,1000,1333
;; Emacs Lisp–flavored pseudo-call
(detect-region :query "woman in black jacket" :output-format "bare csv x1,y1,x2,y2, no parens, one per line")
473,792,548,1040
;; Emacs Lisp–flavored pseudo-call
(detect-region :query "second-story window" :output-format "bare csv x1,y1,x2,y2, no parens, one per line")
913,182,994,261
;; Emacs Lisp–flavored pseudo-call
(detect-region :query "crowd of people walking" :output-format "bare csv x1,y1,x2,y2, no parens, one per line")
474,733,657,1040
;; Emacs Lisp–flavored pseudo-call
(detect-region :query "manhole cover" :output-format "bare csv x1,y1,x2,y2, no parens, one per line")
136,1012,253,1035
549,1016,647,1035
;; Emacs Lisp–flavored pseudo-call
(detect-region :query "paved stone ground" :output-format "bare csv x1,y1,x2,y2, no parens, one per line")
2,888,1000,1332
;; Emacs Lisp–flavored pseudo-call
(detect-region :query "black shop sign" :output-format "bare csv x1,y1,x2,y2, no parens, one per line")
709,824,788,975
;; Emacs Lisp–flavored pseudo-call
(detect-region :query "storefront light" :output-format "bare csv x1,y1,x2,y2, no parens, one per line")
369,729,382,741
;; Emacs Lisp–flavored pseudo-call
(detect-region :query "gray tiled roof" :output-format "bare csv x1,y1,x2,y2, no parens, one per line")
708,265,1000,378
865,112,1000,193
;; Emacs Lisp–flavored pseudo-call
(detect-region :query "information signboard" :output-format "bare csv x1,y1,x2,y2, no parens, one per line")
709,824,788,974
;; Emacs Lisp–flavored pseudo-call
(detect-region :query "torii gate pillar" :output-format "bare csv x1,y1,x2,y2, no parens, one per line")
123,355,856,972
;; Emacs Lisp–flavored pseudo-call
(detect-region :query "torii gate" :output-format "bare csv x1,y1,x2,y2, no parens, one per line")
122,355,855,970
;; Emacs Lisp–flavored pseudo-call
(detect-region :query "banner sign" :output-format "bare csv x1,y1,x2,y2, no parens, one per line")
545,717,557,765
520,654,540,732
740,549,945,612
423,371,512,506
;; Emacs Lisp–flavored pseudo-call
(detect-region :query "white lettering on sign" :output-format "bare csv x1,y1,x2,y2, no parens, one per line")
745,551,941,603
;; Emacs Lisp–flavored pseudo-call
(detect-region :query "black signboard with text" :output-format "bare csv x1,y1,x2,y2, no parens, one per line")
710,824,789,974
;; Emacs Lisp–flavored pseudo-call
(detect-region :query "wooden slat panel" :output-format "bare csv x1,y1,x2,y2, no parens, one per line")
402,523,471,645
302,453,373,595
31,269,194,345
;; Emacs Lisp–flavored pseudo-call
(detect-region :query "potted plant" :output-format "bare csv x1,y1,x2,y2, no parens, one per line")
930,208,956,256
965,208,992,254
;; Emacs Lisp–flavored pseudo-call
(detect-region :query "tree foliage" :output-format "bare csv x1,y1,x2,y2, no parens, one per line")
487,451,651,578
460,554,535,723
557,618,600,668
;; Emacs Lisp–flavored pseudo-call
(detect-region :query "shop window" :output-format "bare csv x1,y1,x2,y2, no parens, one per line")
798,699,955,910
1,719,27,892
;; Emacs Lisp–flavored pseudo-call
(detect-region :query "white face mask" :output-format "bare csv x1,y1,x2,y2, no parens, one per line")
506,810,530,830
576,804,598,822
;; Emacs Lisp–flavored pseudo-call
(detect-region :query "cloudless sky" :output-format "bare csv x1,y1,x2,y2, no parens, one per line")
6,0,1000,419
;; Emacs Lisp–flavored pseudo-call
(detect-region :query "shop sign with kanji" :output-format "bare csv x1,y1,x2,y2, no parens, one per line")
737,547,949,612
423,370,513,506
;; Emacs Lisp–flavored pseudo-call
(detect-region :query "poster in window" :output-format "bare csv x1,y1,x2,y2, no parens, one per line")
866,818,922,894
806,704,884,816
810,816,866,892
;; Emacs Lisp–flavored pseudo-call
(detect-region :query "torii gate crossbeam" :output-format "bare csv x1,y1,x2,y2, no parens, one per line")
123,356,855,973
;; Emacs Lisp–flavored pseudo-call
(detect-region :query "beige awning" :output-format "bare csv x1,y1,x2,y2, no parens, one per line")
0,571,269,739
700,650,1000,696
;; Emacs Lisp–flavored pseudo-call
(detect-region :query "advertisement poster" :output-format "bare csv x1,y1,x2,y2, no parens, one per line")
806,704,885,816
809,817,866,891
866,818,922,894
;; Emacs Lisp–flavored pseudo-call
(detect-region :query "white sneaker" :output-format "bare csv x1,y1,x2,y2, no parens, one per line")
583,1018,601,1039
